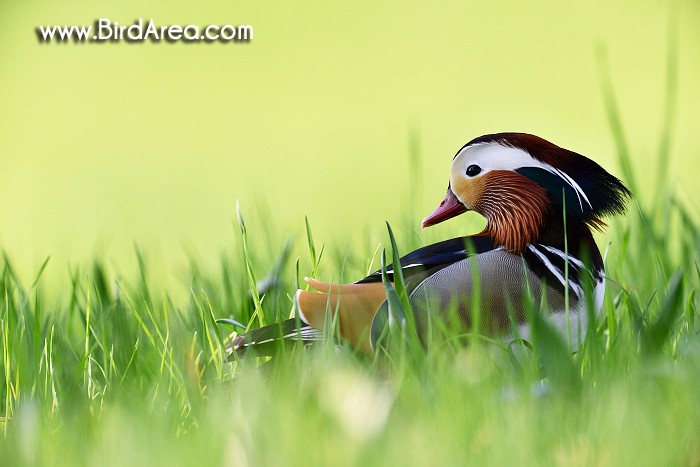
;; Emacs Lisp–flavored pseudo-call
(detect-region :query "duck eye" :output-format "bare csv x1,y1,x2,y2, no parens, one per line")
466,164,482,177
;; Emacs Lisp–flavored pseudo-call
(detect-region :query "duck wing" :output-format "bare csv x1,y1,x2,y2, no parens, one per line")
356,235,496,286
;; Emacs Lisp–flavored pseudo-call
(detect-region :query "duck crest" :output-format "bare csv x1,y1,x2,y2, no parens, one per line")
481,133,630,219
463,132,631,253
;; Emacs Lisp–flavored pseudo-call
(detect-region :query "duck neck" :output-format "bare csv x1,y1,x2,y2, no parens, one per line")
481,208,604,273
535,218,604,272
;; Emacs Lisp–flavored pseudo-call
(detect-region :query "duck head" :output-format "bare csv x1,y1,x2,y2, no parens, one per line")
422,133,631,252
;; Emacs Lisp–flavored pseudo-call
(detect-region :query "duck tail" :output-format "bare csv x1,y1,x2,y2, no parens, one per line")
228,278,387,359
227,318,322,359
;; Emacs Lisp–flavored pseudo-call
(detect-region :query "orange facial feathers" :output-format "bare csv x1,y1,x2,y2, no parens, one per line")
453,170,551,253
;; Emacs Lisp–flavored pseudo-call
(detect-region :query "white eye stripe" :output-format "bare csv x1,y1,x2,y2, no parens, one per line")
452,143,593,211
453,143,537,172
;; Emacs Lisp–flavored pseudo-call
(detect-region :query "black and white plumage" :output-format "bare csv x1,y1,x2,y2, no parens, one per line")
229,133,630,358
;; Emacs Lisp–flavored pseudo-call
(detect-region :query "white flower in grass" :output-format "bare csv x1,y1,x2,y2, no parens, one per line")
319,370,395,441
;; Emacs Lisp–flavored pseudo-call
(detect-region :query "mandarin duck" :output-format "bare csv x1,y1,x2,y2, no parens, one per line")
229,133,630,357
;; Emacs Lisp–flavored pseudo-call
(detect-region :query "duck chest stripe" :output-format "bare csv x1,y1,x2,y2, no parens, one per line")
538,244,603,284
540,244,586,269
527,244,583,299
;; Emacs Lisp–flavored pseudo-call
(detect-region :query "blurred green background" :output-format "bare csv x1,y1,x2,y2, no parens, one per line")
1,0,698,287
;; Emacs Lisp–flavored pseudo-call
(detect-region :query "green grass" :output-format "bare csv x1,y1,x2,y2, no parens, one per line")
1,51,699,465
0,149,698,465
